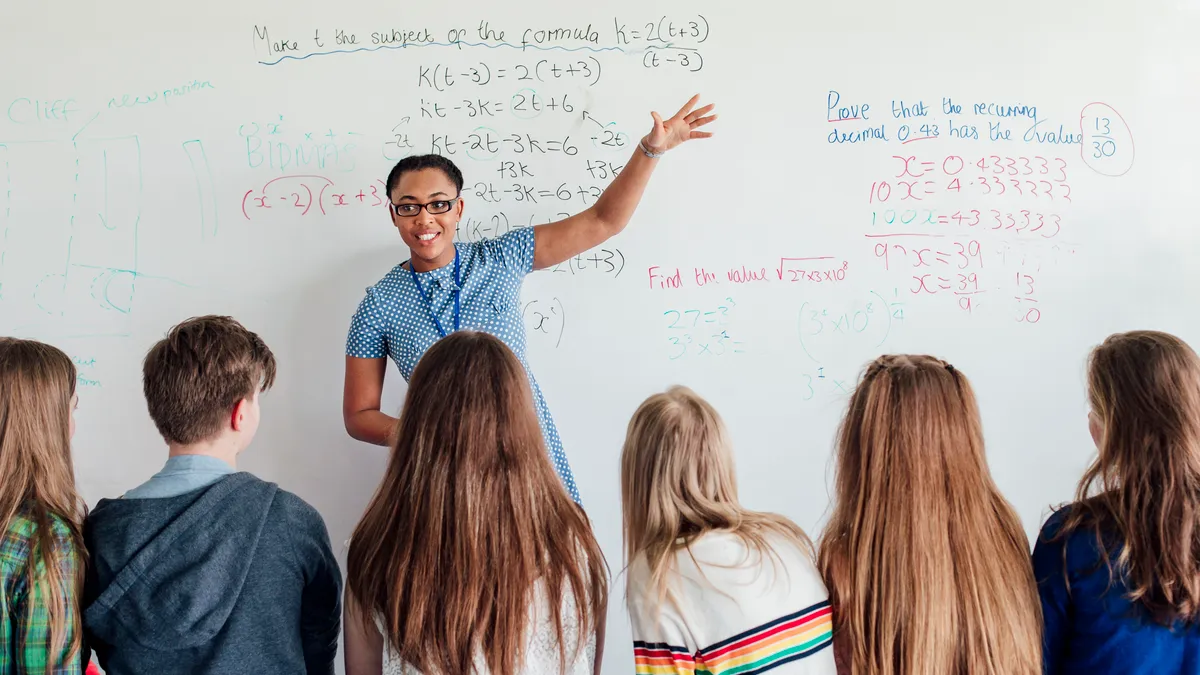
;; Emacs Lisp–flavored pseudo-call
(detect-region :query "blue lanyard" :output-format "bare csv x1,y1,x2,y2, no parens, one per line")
408,249,461,338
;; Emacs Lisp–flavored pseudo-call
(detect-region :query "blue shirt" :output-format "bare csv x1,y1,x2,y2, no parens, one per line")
123,455,236,499
1033,507,1200,675
345,227,580,503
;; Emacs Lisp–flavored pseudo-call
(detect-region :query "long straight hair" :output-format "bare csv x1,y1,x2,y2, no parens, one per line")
621,385,814,605
817,355,1041,675
346,331,607,675
1052,330,1200,625
0,338,86,671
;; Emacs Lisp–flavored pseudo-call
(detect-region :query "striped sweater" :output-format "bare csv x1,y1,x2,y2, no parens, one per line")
627,531,836,675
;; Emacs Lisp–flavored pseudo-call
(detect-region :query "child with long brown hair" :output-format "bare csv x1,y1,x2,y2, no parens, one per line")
622,386,836,675
0,338,87,674
1034,330,1200,674
818,354,1041,675
343,330,608,675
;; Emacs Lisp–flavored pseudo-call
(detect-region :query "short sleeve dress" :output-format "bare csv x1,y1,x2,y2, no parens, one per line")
345,227,580,503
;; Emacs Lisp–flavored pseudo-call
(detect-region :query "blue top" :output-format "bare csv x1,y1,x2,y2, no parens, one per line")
1032,507,1200,675
123,454,235,499
84,472,342,674
345,227,580,503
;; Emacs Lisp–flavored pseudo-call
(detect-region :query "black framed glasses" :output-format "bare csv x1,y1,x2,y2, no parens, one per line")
389,196,460,217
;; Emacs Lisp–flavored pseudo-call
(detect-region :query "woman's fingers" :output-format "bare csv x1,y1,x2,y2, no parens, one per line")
672,94,701,120
684,103,716,124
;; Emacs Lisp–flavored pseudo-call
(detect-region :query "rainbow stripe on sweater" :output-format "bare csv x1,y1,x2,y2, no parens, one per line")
633,600,833,675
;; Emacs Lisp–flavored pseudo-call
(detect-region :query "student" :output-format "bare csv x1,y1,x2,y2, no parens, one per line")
622,386,837,675
0,338,86,674
1033,330,1200,674
342,95,716,504
343,330,608,675
81,316,342,674
818,355,1041,675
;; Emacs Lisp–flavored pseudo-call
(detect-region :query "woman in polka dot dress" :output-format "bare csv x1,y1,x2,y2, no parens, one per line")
343,95,716,504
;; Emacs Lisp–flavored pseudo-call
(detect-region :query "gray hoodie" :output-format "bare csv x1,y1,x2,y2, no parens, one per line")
82,472,342,674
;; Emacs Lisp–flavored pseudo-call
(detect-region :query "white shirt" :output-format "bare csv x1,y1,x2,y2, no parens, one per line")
626,531,837,675
376,578,596,675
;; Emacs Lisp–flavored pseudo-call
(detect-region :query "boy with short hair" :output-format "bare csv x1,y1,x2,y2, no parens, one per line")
82,315,341,674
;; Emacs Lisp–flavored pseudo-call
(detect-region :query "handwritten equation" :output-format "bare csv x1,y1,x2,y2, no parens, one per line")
418,92,577,121
662,297,745,360
419,60,602,90
251,16,711,68
430,129,633,159
647,258,849,290
870,208,1063,238
790,367,856,402
233,71,637,286
866,234,1072,318
864,230,1073,320
523,296,565,348
549,248,625,279
1080,103,1135,177
797,290,906,365
871,238,984,273
827,90,1119,323
239,175,386,220
468,181,602,205
238,113,632,176
870,154,1073,204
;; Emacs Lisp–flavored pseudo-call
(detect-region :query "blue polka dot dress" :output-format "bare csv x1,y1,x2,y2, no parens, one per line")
345,227,581,504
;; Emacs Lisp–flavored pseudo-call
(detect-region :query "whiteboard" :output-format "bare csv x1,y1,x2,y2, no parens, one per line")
2,0,1198,671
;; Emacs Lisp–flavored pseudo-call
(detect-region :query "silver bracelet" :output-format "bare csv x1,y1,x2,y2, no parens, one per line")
638,139,666,159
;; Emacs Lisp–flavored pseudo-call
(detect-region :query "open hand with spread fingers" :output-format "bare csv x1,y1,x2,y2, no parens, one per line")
641,94,717,156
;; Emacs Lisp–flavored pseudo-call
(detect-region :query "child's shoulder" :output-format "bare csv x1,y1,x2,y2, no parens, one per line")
1033,500,1123,575
268,487,329,532
6,504,76,541
271,486,318,514
2,505,78,572
1036,501,1109,546
684,530,809,564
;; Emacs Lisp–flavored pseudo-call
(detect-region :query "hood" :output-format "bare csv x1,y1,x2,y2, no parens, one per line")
83,472,278,650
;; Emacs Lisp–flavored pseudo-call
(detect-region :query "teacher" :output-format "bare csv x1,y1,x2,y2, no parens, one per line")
342,95,716,503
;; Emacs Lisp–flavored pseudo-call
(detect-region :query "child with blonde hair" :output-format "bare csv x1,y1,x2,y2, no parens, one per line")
819,355,1041,675
622,386,835,675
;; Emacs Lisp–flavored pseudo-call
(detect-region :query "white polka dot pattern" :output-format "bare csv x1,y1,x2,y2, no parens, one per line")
345,227,580,504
